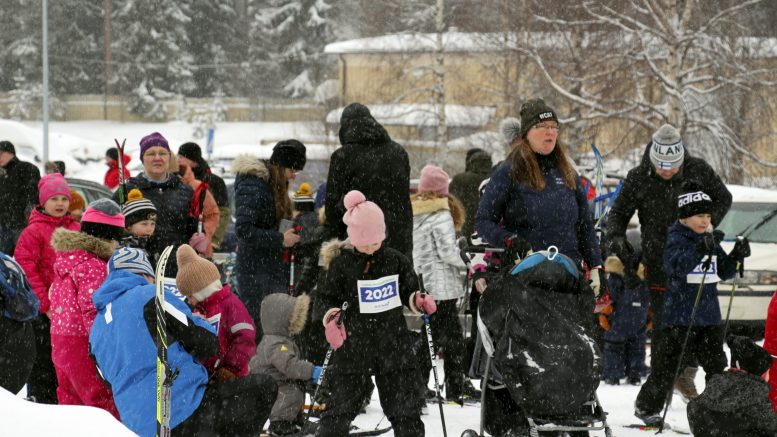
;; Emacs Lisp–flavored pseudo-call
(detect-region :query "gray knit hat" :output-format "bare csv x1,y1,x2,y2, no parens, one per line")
500,117,521,145
108,247,155,278
650,124,684,170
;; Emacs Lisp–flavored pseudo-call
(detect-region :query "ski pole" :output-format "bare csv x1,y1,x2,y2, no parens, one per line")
722,236,749,340
289,225,301,296
419,274,447,437
658,246,716,433
303,301,348,429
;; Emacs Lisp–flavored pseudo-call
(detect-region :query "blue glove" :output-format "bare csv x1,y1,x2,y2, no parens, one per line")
312,366,323,384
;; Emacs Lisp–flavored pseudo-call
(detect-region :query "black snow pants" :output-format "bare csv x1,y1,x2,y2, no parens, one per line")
316,367,424,437
174,372,278,437
27,315,58,403
635,325,726,415
0,317,36,394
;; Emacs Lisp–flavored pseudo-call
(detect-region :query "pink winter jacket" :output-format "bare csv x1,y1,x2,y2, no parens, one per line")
13,209,80,314
192,284,257,377
49,228,115,337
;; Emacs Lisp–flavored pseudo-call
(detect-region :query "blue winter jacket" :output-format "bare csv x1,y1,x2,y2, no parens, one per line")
604,263,650,342
475,156,602,267
232,155,289,323
89,270,217,437
662,222,737,328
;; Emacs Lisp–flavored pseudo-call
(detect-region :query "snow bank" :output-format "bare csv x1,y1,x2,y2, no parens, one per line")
0,388,135,436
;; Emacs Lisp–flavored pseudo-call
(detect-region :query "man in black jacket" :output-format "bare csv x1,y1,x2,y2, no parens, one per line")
324,103,413,259
604,124,731,399
0,141,41,254
449,148,493,238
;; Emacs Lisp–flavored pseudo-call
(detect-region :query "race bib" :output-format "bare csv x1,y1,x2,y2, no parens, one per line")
687,256,721,284
357,275,401,314
163,277,187,301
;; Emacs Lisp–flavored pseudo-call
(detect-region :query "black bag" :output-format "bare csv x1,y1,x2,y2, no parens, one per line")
479,268,601,417
0,252,40,322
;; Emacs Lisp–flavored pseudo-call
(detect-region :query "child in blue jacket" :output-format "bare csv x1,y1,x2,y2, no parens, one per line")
634,183,750,426
600,250,649,385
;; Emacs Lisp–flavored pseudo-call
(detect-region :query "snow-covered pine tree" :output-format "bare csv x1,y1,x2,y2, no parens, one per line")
111,0,196,120
247,0,335,98
49,0,104,95
2,0,42,119
187,0,242,98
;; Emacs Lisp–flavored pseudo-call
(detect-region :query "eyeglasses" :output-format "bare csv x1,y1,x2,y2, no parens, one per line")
532,123,560,132
145,152,170,158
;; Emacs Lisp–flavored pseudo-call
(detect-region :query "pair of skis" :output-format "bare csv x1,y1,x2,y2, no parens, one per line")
155,245,175,437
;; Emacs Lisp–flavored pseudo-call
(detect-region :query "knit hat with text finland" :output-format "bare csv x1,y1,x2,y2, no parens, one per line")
650,124,684,170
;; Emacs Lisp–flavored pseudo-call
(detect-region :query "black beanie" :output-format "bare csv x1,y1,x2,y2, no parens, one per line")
519,98,559,138
677,180,713,219
178,142,204,164
105,147,119,161
270,139,307,171
728,335,773,375
0,140,16,155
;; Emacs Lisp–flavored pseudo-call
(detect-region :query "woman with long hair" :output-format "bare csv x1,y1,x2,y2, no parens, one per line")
476,98,603,280
232,140,306,332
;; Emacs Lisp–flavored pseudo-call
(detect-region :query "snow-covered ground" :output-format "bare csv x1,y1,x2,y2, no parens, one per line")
7,353,699,436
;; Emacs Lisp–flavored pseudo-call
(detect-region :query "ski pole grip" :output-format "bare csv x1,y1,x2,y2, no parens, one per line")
418,274,426,295
336,301,348,327
462,246,505,254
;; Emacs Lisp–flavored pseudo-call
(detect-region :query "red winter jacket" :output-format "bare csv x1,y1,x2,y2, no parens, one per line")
49,228,114,337
193,284,256,376
764,292,777,411
13,209,80,314
103,155,132,190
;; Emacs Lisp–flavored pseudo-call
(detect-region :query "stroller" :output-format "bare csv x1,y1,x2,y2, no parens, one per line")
460,246,612,437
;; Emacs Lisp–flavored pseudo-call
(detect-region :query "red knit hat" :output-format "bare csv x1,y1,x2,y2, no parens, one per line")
343,190,385,246
418,165,449,196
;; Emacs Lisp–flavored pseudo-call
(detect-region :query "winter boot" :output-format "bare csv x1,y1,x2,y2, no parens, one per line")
447,378,481,404
268,420,301,436
604,378,620,386
674,366,699,402
627,376,642,386
634,407,663,427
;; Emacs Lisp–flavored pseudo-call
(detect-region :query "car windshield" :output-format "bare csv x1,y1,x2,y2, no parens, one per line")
717,202,777,243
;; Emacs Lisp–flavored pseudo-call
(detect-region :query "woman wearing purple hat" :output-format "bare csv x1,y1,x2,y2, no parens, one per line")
112,132,197,270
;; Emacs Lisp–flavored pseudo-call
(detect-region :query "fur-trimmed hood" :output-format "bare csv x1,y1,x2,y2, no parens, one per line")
259,293,310,336
410,193,466,231
231,154,269,180
605,255,645,280
50,228,116,260
320,238,353,270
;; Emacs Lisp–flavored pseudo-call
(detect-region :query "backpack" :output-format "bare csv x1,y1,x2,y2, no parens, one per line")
0,252,40,322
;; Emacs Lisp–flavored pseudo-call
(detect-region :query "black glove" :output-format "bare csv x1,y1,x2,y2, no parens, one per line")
624,269,642,290
504,234,532,264
729,237,751,263
607,235,634,261
697,232,718,254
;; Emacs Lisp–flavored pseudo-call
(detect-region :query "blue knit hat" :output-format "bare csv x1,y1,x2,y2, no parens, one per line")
108,247,154,278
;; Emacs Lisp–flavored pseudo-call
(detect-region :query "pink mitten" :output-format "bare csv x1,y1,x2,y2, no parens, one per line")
324,311,346,350
189,232,209,254
415,293,437,315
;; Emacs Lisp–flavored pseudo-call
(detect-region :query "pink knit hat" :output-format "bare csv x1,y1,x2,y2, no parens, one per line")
342,190,385,246
38,173,72,205
418,164,449,196
81,199,126,241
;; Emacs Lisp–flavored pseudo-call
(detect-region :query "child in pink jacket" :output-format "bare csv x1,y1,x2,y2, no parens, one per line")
49,198,125,418
175,244,257,381
14,173,80,404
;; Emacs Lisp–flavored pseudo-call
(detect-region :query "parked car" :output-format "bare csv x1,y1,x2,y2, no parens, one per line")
66,178,113,204
716,185,777,338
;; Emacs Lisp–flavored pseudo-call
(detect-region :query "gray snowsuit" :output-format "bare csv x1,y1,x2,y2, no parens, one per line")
250,293,313,422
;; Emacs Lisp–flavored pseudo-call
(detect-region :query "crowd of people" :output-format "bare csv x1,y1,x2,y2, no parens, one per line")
0,98,774,437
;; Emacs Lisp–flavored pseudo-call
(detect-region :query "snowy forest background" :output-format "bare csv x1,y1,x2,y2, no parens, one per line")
3,0,777,185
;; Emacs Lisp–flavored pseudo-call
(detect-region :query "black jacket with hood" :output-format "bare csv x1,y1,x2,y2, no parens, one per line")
0,156,41,230
449,150,493,237
324,103,413,259
604,142,731,286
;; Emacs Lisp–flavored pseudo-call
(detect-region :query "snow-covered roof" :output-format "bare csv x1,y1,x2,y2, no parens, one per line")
326,104,496,127
727,184,777,203
324,31,777,59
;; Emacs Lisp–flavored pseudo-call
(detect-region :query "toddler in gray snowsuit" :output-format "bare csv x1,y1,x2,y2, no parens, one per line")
251,293,321,436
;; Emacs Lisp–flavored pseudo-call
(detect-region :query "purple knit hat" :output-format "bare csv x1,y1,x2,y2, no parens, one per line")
38,173,72,205
139,132,170,160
